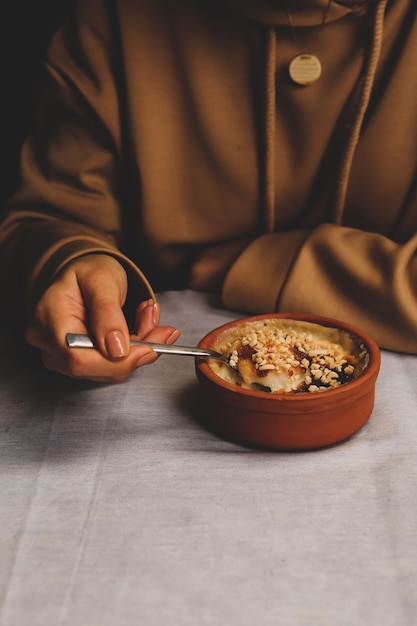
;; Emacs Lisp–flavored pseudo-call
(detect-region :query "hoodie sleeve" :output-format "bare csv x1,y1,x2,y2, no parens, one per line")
222,224,417,354
0,0,153,330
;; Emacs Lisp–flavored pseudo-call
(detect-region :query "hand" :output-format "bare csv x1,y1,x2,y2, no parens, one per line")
25,254,180,382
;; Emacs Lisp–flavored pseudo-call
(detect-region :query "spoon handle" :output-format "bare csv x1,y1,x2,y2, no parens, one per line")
65,333,221,359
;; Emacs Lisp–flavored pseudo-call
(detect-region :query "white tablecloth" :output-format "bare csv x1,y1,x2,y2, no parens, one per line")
1,290,416,626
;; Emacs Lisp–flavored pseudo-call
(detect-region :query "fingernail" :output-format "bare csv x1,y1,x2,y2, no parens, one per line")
167,329,181,343
152,302,160,325
136,351,156,367
105,330,128,358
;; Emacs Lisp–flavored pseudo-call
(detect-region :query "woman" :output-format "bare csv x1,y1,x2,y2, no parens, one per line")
1,0,416,381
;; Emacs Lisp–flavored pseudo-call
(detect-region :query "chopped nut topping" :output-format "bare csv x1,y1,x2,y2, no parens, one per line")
211,318,369,394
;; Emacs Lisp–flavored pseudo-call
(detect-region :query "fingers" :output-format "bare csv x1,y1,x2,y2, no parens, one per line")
137,325,181,345
28,299,159,383
56,323,180,383
134,298,181,344
41,341,159,383
134,298,160,338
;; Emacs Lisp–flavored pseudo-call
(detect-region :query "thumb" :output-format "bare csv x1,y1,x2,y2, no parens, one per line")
77,256,130,360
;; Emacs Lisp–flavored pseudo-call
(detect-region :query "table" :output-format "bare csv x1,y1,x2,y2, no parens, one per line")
1,290,416,626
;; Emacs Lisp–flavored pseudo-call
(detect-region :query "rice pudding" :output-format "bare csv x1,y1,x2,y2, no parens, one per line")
209,318,369,394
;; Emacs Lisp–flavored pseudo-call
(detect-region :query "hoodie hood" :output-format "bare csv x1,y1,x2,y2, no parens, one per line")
224,0,381,26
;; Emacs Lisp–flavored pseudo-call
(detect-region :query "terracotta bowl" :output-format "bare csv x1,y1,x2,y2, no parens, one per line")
195,313,380,451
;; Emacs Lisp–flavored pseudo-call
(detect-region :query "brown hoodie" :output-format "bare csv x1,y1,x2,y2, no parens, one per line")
1,0,417,352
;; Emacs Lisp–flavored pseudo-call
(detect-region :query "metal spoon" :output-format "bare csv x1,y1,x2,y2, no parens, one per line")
66,333,228,363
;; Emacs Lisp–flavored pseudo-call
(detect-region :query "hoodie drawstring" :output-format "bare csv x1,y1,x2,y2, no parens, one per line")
264,27,277,233
263,0,387,231
333,0,387,223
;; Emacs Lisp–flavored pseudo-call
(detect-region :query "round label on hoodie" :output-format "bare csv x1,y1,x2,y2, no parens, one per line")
289,54,322,85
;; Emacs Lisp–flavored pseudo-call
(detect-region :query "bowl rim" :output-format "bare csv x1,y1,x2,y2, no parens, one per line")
196,312,381,402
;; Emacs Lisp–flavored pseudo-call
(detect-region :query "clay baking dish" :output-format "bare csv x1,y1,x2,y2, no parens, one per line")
195,313,380,451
